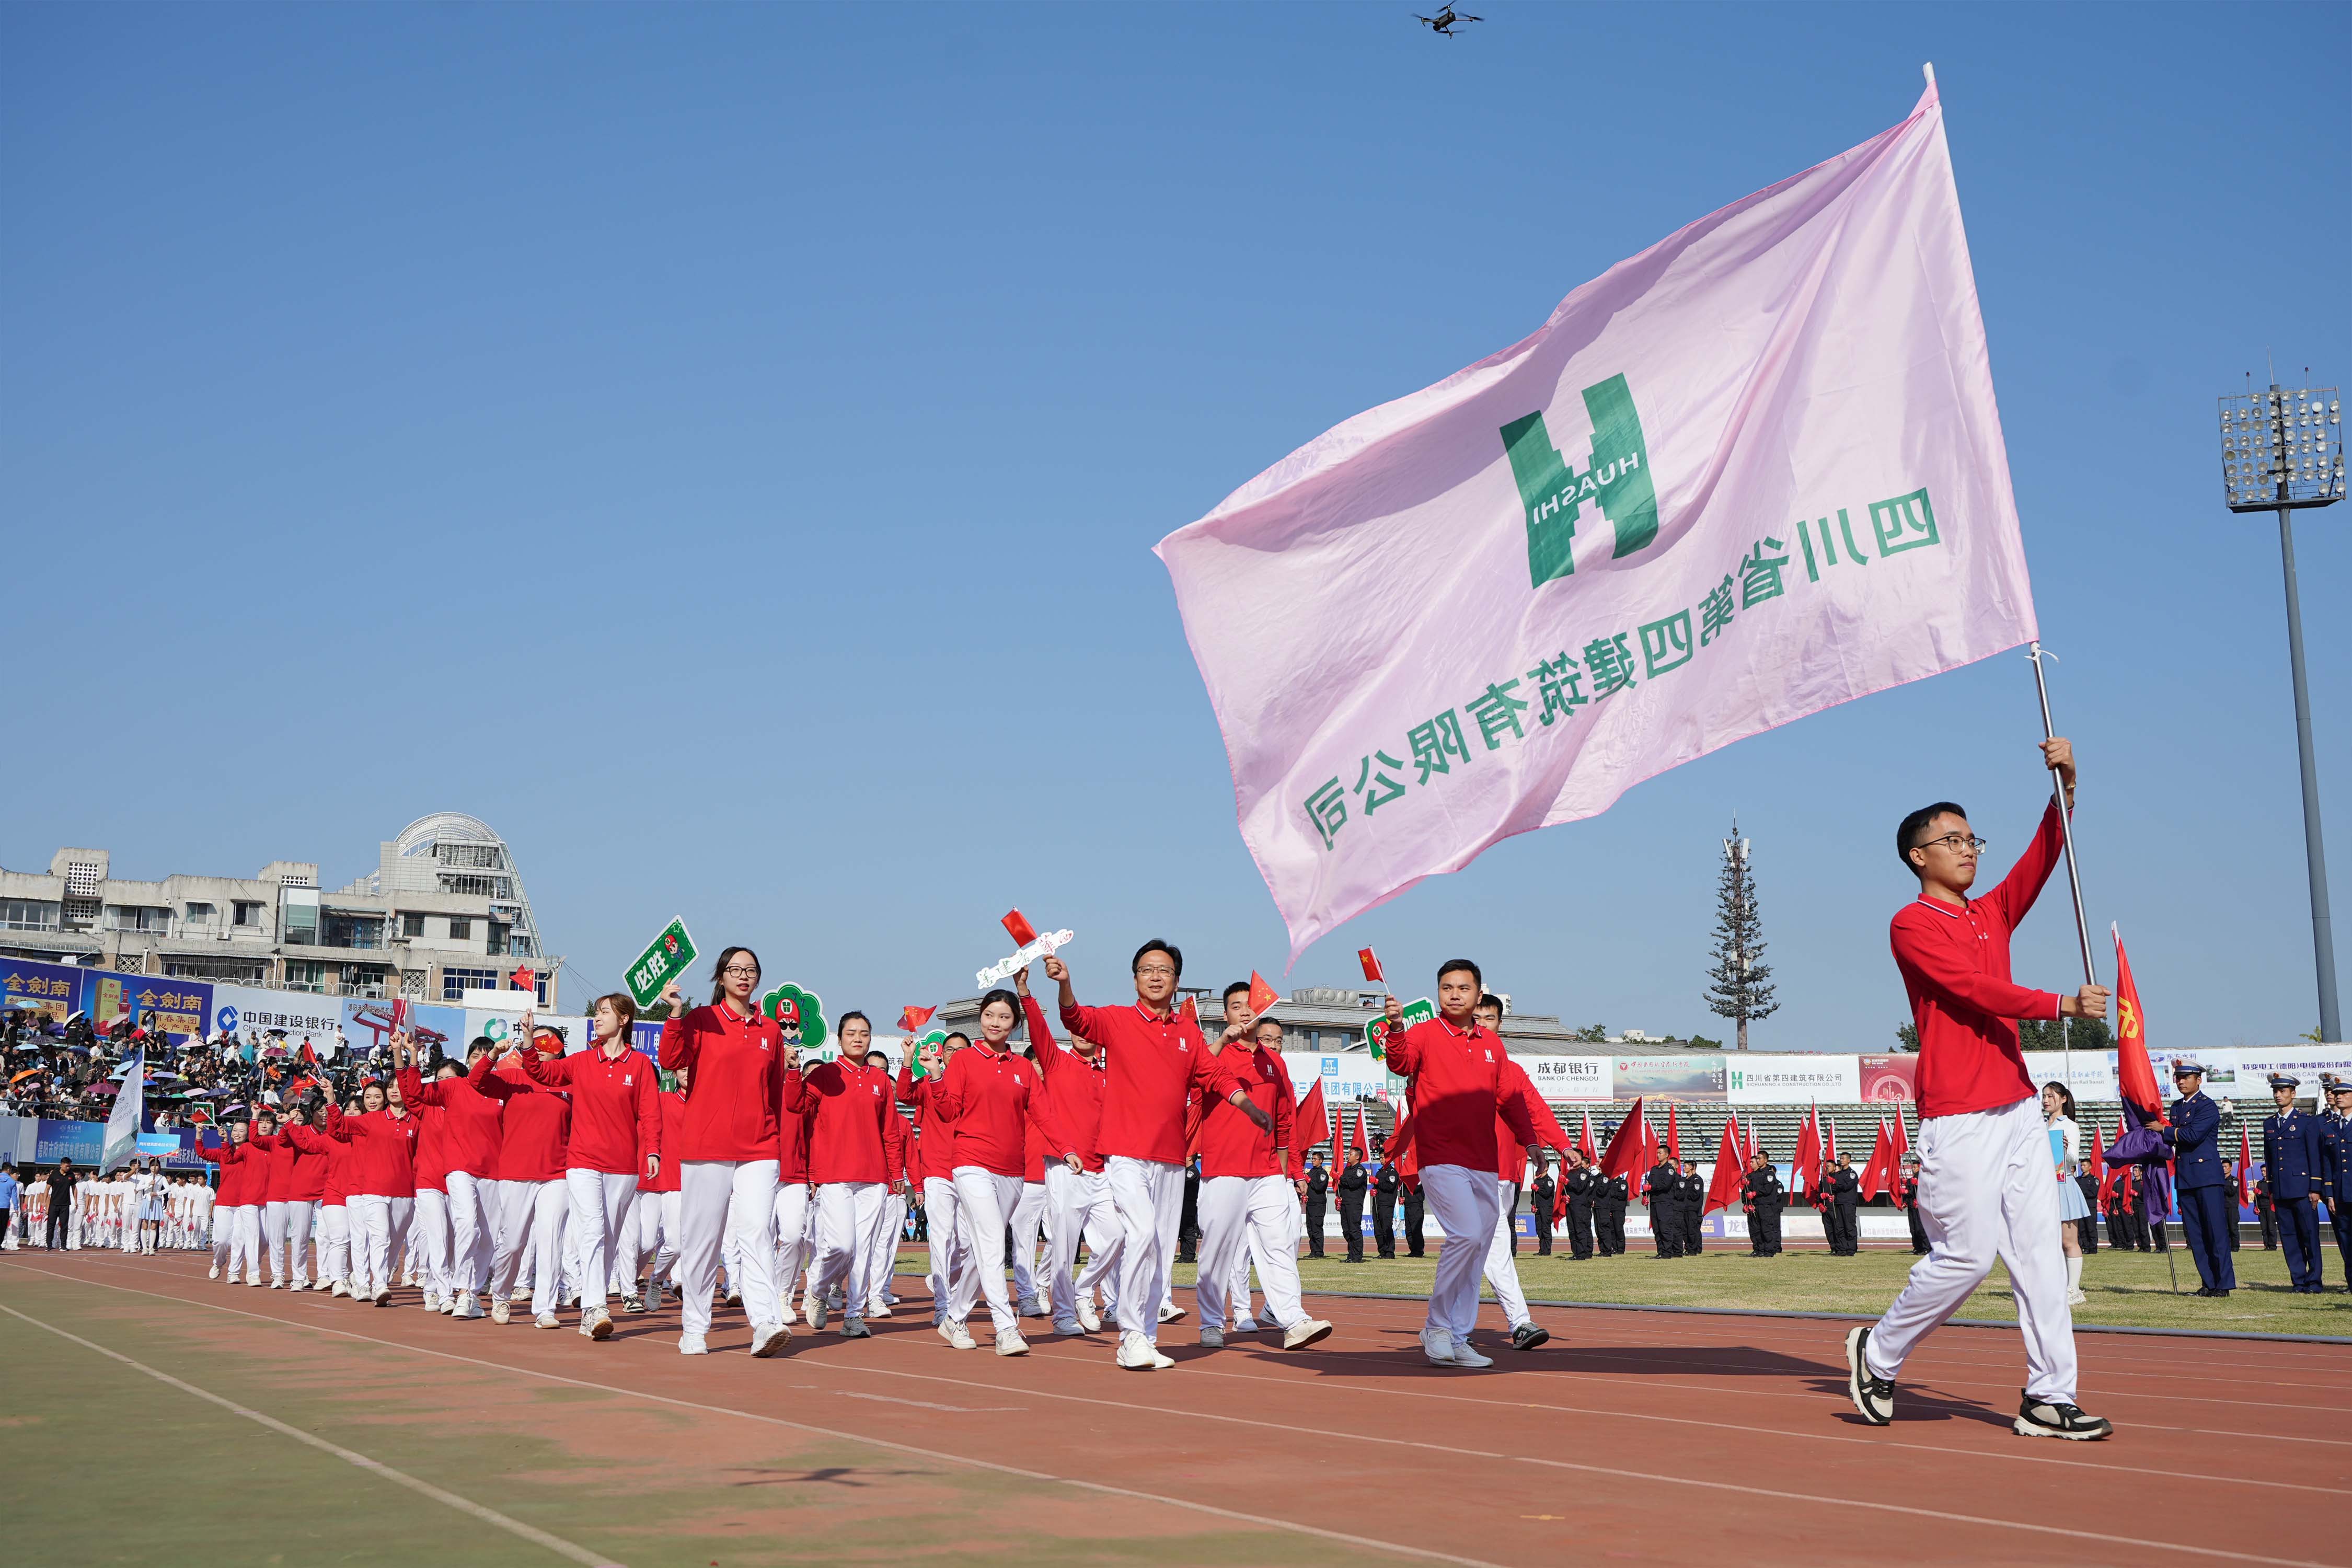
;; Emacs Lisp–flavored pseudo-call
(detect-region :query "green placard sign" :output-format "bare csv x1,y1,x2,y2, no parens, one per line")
905,1027,949,1079
1364,996,1435,1060
760,982,827,1052
626,918,698,1010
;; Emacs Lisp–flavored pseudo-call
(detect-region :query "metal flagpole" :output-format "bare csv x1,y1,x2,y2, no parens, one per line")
2025,644,2099,988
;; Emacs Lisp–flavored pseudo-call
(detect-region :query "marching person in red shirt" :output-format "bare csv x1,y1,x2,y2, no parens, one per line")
1379,960,1541,1369
769,1056,814,1324
399,1038,506,1320
1018,971,1115,1336
634,1065,689,1311
471,1025,571,1326
255,1097,331,1291
1848,738,2114,1442
197,1114,263,1285
1048,940,1264,1371
522,994,662,1342
1474,991,1571,1353
658,949,790,1358
1194,1009,1333,1351
783,1012,908,1341
293,1069,420,1306
860,1047,912,1321
316,1094,362,1296
900,1032,974,1330
929,987,1078,1355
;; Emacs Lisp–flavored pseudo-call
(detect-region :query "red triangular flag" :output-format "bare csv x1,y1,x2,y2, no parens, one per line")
2112,926,2162,1122
2096,1123,2120,1208
1348,1108,1370,1165
1577,1109,1599,1167
1001,909,1039,948
1665,1102,1682,1163
1356,947,1384,984
2238,1125,2254,1207
299,1040,317,1067
1290,1077,1327,1179
1246,971,1279,1017
1859,1118,1896,1203
1703,1113,1746,1215
1598,1098,1658,1181
1791,1105,1823,1195
1823,1116,1839,1166
897,1005,936,1033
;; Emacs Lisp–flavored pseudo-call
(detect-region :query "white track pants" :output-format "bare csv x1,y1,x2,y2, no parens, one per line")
921,1175,972,1322
773,1182,812,1298
564,1169,639,1317
639,1190,681,1285
490,1179,567,1307
947,1168,1025,1335
1044,1163,1119,1323
1867,1094,2078,1403
1106,1155,1183,1345
810,1181,887,1322
413,1189,452,1298
867,1187,903,1311
679,1159,777,1339
443,1172,492,1296
269,1199,317,1287
1196,1174,1306,1332
1483,1177,1532,1329
234,1204,264,1284
212,1204,244,1277
1419,1164,1500,1342
1009,1180,1048,1304
344,1195,413,1300
320,1204,350,1286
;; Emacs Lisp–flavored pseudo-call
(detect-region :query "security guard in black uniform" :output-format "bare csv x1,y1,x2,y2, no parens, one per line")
1564,1154,1597,1260
1742,1151,1783,1256
1826,1154,1861,1255
1371,1159,1400,1259
1336,1157,1368,1262
2252,1173,2279,1250
1599,1170,1630,1255
1402,1174,1426,1257
1900,1154,1929,1254
1645,1157,1680,1258
1530,1166,1556,1255
2261,1073,2326,1293
2322,1078,2352,1288
1304,1157,1330,1259
1675,1158,1706,1254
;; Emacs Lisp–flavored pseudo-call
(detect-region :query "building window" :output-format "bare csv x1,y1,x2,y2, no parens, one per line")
0,898,60,931
104,905,170,932
447,917,471,941
165,958,267,983
233,901,264,927
284,961,326,993
65,861,102,894
341,964,389,998
400,913,426,938
322,914,384,950
183,902,216,924
442,966,498,1000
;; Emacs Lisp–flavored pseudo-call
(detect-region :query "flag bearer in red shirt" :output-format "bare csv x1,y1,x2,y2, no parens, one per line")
1195,1012,1334,1351
1380,960,1542,1368
1017,969,1117,1336
1048,940,1265,1370
658,949,791,1358
521,994,662,1341
1473,991,1570,1352
1847,738,2114,1442
929,988,1078,1354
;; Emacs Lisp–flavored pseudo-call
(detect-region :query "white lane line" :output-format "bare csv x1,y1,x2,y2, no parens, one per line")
0,1263,1504,1568
821,1388,1024,1412
0,1301,621,1568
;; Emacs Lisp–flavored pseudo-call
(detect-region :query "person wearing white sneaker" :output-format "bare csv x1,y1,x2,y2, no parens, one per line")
1022,976,1121,1338
900,1034,977,1327
400,1040,506,1321
315,1100,359,1300
1048,943,1262,1369
657,955,791,1359
475,1030,572,1331
789,1013,911,1343
932,987,1080,1354
197,1117,263,1285
1377,962,1541,1373
1471,997,1569,1354
853,1046,912,1321
1192,1008,1333,1353
520,995,663,1342
290,1072,420,1307
1857,743,2112,1440
636,1070,686,1310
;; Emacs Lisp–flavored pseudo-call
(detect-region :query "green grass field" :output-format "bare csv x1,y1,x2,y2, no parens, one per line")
1162,1242,2351,1336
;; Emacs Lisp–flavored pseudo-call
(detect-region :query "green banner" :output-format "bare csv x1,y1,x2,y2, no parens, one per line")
905,1027,949,1079
1363,996,1434,1060
626,918,698,1010
761,982,827,1052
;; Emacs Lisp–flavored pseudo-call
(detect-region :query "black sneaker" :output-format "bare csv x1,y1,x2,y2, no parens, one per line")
1844,1325,1894,1426
1509,1322,1550,1351
2014,1392,2112,1441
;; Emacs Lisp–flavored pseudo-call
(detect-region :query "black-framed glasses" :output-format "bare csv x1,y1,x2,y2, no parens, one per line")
721,964,760,977
1918,833,1987,855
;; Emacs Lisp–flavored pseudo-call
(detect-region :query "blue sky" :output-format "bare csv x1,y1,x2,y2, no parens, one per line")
5,3,2346,1050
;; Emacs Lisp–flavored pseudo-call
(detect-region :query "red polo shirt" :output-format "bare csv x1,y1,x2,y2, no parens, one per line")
1385,1014,1538,1173
931,1041,1069,1179
1060,995,1243,1165
1891,800,2065,1120
523,1043,662,1176
400,1066,505,1179
785,1057,904,1185
471,1053,570,1184
1490,1058,1571,1183
1197,1042,1295,1180
1026,996,1106,1172
645,1092,687,1193
659,1002,785,1162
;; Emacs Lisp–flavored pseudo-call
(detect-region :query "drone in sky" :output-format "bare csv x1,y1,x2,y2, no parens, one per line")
1415,6,1482,37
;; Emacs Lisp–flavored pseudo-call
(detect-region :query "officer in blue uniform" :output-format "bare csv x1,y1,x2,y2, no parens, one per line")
2320,1076,2352,1292
2261,1073,2327,1293
2155,1060,2233,1296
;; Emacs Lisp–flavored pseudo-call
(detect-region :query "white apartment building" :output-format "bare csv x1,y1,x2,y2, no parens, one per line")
0,812,561,1006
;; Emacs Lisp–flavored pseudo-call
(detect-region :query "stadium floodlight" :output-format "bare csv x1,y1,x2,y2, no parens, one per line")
2217,376,2343,1044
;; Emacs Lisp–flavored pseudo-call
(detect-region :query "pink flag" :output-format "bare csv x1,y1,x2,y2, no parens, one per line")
1155,75,2037,963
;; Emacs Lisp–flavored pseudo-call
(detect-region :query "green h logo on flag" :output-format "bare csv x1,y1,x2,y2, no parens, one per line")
1500,374,1659,587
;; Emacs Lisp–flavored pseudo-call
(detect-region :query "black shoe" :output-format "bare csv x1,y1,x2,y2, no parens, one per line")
2015,1391,2113,1441
1509,1322,1550,1351
1844,1326,1894,1426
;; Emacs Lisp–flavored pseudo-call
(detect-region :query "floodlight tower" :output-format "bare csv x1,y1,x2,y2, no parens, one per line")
2218,377,2345,1042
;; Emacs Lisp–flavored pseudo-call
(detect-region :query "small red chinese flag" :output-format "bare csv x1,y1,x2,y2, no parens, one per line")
897,1005,936,1033
1177,995,1198,1029
1577,1109,1600,1167
1703,1114,1746,1215
1290,1077,1326,1178
1247,971,1279,1017
509,964,537,994
2112,926,2163,1123
1357,947,1384,984
1598,1098,1659,1181
1002,909,1038,948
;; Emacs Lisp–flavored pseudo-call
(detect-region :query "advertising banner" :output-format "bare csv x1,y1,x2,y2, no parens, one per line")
1728,1054,1859,1105
1857,1055,1919,1103
338,999,468,1063
1612,1054,1727,1102
85,973,212,1043
1517,1054,1611,1102
211,985,344,1051
0,956,83,1026
1287,1052,1394,1111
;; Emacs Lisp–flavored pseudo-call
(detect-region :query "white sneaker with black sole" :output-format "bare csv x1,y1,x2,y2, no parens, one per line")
1845,1325,1895,1426
1420,1327,1459,1366
1508,1322,1550,1351
2014,1391,2112,1440
1282,1319,1334,1350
